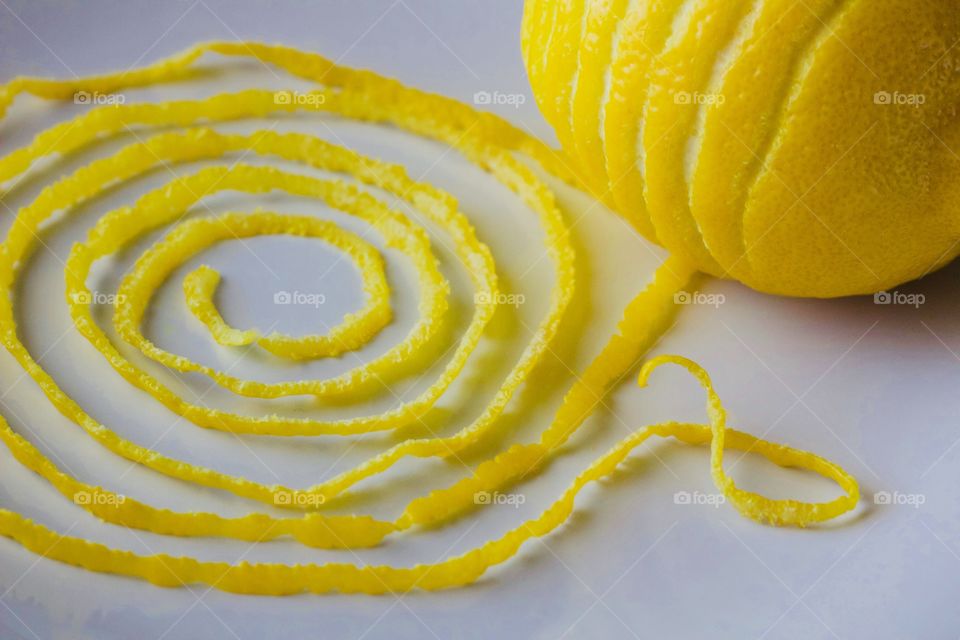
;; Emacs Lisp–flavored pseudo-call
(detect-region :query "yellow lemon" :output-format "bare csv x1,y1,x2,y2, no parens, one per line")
523,0,960,297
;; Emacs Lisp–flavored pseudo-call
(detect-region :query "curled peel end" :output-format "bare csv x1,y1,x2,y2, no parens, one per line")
637,354,711,390
638,354,859,528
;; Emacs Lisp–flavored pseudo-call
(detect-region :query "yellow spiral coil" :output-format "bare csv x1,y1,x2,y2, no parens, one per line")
0,41,857,595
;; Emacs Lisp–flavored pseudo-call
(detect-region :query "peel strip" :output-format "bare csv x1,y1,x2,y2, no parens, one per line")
179,216,392,359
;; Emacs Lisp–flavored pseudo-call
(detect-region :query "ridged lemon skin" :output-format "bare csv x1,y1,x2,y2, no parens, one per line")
523,0,960,298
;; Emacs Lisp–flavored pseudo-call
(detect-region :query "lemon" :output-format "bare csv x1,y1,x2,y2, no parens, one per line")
523,0,960,297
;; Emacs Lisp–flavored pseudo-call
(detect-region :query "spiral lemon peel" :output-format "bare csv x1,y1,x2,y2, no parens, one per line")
183,264,262,347
180,217,392,358
0,41,858,594
100,161,451,406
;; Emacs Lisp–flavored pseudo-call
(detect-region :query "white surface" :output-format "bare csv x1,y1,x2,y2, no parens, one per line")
0,2,959,639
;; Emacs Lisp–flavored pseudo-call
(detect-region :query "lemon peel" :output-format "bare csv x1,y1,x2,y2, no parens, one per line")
179,214,392,359
0,41,858,594
183,264,262,347
0,352,857,594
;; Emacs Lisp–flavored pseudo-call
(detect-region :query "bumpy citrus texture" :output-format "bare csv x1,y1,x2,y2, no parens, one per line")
522,0,960,298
